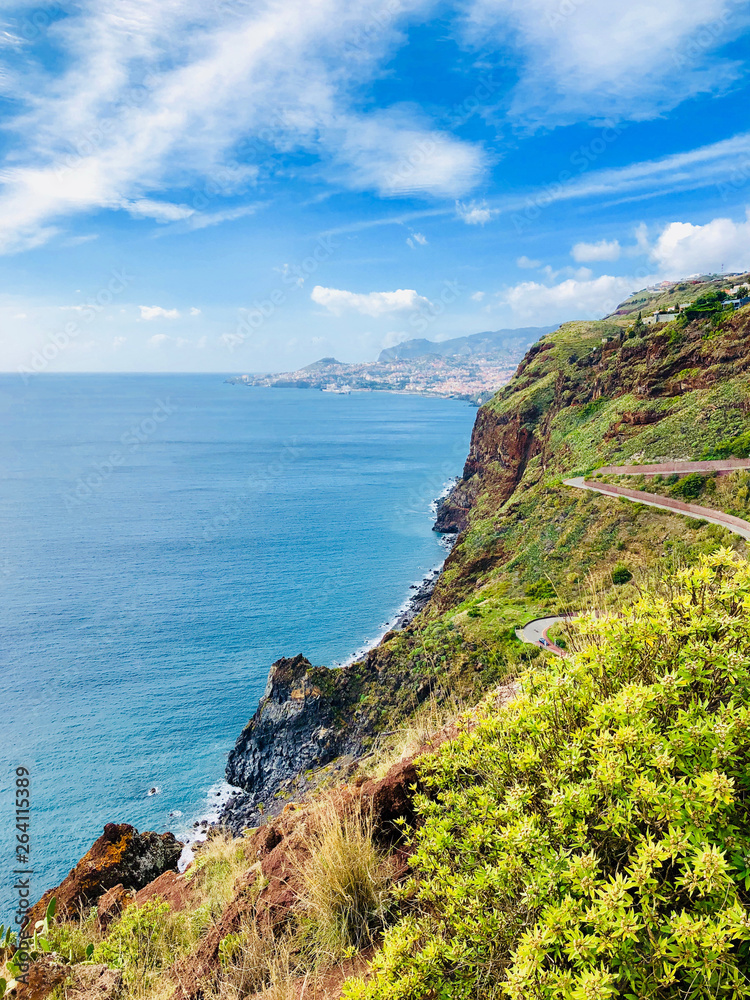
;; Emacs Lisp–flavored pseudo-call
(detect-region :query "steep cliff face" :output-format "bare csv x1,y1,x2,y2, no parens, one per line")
223,655,366,828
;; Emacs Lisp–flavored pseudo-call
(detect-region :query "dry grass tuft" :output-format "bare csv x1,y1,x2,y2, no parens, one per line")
297,804,392,964
213,917,297,1000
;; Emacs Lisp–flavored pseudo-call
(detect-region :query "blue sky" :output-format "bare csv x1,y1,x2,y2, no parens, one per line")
1,0,750,373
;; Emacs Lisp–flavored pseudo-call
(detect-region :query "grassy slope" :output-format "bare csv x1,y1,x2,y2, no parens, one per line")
423,306,750,641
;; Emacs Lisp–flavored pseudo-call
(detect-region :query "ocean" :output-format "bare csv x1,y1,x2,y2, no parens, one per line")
0,374,475,919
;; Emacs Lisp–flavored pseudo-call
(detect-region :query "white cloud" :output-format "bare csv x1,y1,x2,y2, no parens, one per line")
407,231,428,248
571,239,621,262
182,204,261,231
0,0,486,253
464,0,749,125
140,305,180,320
648,210,750,277
190,307,202,316
112,336,127,349
311,285,431,317
336,113,486,198
123,199,196,223
517,255,541,269
63,233,99,247
500,273,647,323
455,199,495,225
148,333,191,348
471,291,485,301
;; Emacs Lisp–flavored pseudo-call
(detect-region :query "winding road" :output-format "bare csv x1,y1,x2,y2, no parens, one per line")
516,615,570,655
563,459,750,540
516,459,750,656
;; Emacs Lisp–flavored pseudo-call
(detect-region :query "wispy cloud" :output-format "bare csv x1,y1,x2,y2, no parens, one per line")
463,0,750,125
0,0,486,254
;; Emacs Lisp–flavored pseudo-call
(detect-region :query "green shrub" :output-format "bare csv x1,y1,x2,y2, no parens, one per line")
345,551,750,1000
525,579,556,600
671,472,707,501
92,901,171,974
611,563,632,585
704,430,750,460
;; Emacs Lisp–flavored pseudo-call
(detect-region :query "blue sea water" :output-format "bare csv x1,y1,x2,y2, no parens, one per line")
0,374,475,920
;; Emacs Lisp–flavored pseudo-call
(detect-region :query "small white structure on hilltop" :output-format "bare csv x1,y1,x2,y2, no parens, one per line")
643,311,677,325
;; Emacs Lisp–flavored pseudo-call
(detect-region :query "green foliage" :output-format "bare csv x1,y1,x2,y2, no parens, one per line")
704,430,750,460
611,563,633,585
345,552,750,1000
92,901,171,973
671,472,707,501
88,899,198,993
525,579,556,600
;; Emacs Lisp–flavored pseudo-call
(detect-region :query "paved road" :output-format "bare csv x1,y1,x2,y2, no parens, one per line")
516,615,569,655
516,461,750,657
564,474,750,540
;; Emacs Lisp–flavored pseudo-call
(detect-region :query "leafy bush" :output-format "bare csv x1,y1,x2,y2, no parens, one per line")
525,579,556,600
704,430,750,460
345,551,750,1000
611,563,633,585
671,472,707,501
92,901,171,975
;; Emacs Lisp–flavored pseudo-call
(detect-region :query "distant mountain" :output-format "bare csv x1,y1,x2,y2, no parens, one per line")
377,327,558,362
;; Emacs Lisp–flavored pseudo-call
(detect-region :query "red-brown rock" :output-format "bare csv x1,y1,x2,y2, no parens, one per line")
27,824,183,927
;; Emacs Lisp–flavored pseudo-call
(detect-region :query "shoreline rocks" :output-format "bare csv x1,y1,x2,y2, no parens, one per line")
26,824,183,927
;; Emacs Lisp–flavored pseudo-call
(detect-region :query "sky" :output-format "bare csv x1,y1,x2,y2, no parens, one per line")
0,0,749,373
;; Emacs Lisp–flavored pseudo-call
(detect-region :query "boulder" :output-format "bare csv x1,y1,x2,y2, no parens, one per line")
96,883,133,930
26,824,183,927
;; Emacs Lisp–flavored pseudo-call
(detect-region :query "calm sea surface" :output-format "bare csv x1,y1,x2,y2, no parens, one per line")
0,374,475,917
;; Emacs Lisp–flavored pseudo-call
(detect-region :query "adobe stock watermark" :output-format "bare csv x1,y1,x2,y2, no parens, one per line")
511,119,627,234
409,280,466,334
222,235,339,352
15,1,66,41
673,0,747,70
62,398,177,508
717,157,750,202
18,268,134,383
201,437,302,542
344,0,401,52
547,0,588,28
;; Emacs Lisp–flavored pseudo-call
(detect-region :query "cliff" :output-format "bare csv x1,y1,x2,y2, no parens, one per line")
221,297,750,831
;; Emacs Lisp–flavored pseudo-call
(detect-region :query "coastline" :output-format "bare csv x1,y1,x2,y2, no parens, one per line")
184,477,460,842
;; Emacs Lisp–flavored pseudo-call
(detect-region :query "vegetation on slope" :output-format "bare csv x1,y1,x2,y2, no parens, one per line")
346,550,750,999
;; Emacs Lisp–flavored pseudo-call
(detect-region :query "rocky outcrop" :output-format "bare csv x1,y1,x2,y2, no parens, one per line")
27,824,183,927
222,655,368,831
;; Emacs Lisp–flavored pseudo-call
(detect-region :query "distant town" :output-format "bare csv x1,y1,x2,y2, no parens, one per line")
227,327,557,402
228,353,526,404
